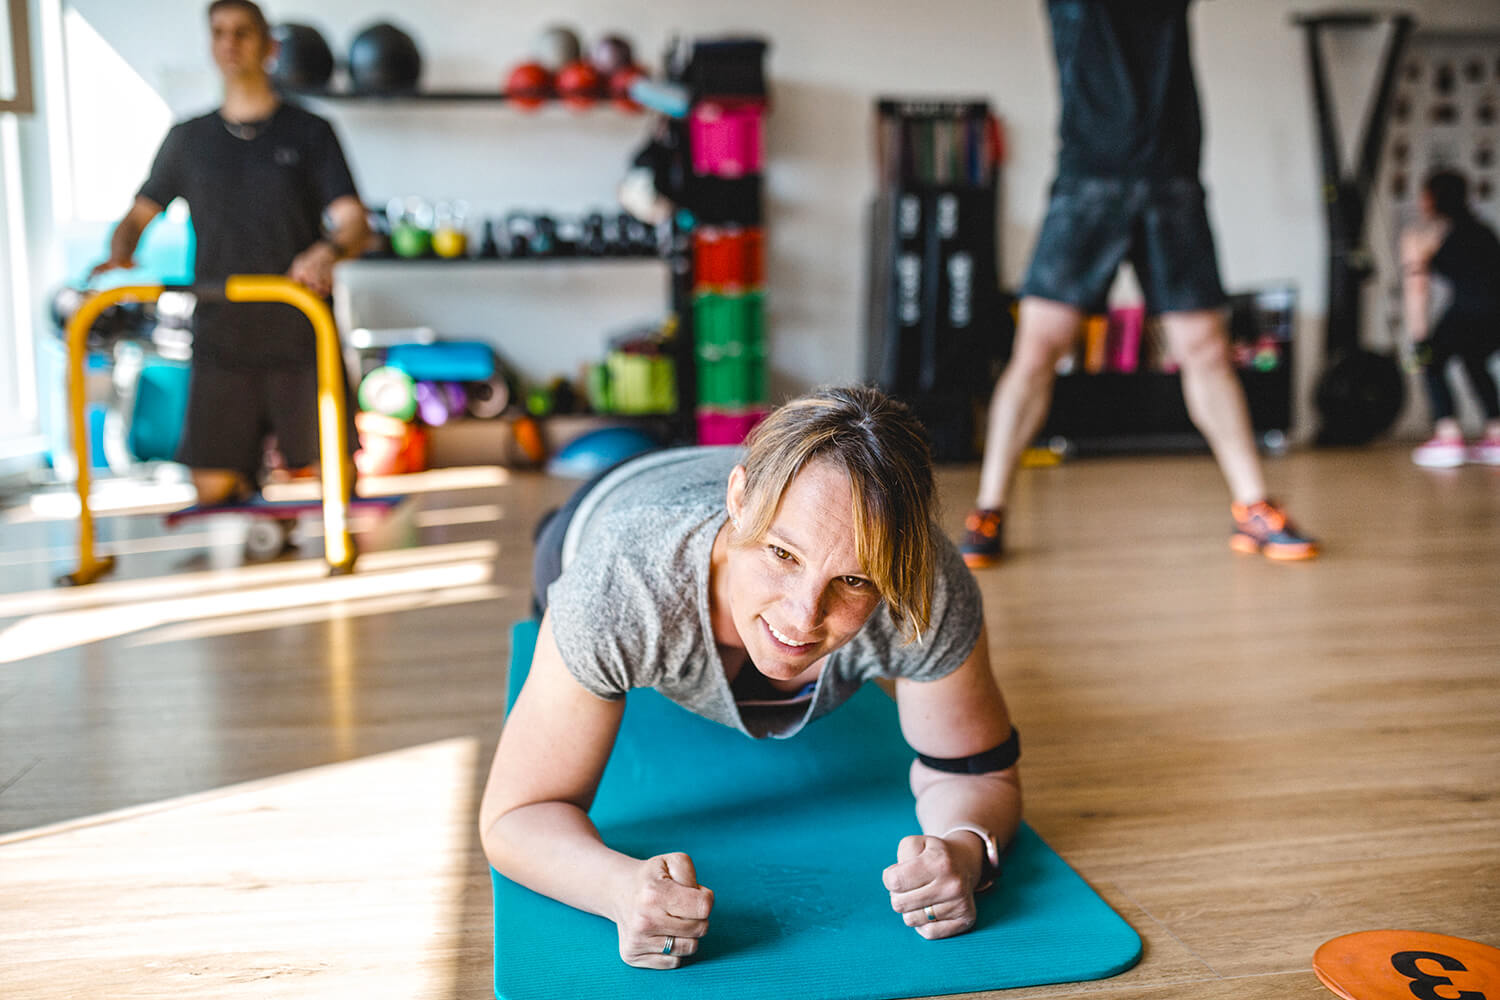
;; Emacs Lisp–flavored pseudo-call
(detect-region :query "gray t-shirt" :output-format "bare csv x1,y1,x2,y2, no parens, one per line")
548,447,984,740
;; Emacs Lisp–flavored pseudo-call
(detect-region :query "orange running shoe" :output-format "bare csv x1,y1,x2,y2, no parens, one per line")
1230,500,1319,561
960,507,1006,568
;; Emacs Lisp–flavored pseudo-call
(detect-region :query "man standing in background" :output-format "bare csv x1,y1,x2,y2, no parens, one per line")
960,0,1318,567
94,0,370,505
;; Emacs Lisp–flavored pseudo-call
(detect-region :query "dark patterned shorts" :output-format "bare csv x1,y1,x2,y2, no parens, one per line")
1020,174,1226,314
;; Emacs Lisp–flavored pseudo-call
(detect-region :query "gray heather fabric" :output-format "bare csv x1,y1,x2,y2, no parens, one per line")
547,446,984,740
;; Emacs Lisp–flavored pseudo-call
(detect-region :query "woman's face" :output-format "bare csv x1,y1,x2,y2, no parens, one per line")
719,460,883,682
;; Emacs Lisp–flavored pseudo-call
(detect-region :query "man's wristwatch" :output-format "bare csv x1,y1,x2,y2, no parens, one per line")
943,824,1001,892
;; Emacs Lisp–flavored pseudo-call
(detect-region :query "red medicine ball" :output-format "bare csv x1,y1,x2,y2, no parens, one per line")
609,66,646,112
506,62,552,110
555,61,601,108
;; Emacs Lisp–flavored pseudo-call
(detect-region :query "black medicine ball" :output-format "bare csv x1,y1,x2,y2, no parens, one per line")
268,23,335,90
348,22,422,93
1314,348,1407,446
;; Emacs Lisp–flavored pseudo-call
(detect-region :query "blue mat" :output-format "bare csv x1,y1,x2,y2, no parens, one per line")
493,620,1140,999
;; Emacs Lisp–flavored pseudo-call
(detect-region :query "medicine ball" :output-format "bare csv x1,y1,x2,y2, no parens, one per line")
1314,348,1407,446
556,61,601,108
609,65,646,111
506,61,553,109
348,22,422,94
268,22,334,90
589,34,635,77
533,24,582,72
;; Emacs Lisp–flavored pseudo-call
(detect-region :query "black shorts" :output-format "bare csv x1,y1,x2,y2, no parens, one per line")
1020,175,1227,315
175,362,356,480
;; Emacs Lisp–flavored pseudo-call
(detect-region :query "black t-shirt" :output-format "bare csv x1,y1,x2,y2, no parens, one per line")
139,102,358,368
1048,0,1203,179
1430,213,1500,320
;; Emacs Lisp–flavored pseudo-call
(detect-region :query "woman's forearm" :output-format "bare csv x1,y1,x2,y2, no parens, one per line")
1403,269,1431,341
910,764,1021,877
1400,227,1437,341
483,801,642,922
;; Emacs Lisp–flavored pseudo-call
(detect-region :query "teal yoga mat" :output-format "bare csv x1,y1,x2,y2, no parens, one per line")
493,620,1140,999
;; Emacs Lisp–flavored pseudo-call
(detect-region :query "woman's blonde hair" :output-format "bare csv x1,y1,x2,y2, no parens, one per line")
736,384,937,641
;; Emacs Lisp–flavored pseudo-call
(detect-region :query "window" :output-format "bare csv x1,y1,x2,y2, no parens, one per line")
1,0,34,115
1,0,39,479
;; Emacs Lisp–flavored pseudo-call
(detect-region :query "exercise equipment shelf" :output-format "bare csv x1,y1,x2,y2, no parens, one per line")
347,256,669,266
302,90,700,445
286,88,639,107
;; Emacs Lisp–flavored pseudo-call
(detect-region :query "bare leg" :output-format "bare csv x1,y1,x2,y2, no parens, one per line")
974,298,1084,510
1431,417,1464,442
191,468,252,507
1159,309,1266,506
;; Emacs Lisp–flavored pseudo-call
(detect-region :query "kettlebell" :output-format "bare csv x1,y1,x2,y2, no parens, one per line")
432,226,467,259
391,222,432,259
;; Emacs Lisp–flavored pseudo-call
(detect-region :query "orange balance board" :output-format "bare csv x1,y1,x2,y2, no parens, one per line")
1314,930,1500,1000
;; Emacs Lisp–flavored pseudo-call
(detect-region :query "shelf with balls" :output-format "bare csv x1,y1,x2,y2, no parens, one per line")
271,21,702,446
272,20,653,113
270,22,676,263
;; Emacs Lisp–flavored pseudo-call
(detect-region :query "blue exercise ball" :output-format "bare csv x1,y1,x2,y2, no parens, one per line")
547,426,660,479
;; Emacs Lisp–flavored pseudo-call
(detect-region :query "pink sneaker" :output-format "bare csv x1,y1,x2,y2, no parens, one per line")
1412,436,1467,468
1467,435,1500,466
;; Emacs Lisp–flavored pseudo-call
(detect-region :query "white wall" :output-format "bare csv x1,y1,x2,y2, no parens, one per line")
44,0,1500,439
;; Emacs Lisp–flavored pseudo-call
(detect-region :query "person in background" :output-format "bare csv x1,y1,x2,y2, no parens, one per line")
93,0,371,504
482,385,1021,969
960,0,1318,566
1401,168,1500,468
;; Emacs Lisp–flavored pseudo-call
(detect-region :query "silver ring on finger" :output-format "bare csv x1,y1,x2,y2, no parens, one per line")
663,934,675,956
924,904,937,922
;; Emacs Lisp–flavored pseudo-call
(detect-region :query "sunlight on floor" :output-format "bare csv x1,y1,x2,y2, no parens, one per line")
130,582,503,647
0,541,503,662
0,738,480,999
8,466,511,525
0,539,498,618
0,504,503,569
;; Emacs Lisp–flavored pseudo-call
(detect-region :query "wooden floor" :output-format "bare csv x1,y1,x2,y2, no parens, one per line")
1,445,1496,999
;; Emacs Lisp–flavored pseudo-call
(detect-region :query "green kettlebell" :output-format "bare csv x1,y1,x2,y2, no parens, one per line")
391,222,432,259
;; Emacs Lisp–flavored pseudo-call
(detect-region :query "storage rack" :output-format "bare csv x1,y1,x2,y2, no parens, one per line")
864,97,1004,460
675,38,771,445
287,85,699,444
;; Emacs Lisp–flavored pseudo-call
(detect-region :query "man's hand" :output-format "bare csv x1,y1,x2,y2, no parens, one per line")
88,256,133,280
882,834,980,939
612,852,713,968
286,240,339,297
